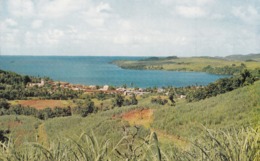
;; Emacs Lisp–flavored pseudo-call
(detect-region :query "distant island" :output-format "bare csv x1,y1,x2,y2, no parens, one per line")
113,53,260,75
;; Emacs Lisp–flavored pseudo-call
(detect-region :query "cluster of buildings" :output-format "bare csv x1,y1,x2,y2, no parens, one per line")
27,80,186,98
116,87,150,96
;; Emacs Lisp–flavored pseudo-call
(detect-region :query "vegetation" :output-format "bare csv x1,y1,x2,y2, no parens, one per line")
0,130,9,143
0,127,259,161
112,94,138,107
113,55,260,75
202,63,246,75
225,53,260,61
0,66,259,160
0,70,81,100
73,99,95,117
151,96,168,105
186,69,256,102
152,81,260,138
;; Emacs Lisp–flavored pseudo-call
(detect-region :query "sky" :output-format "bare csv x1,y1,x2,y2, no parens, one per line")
0,0,260,57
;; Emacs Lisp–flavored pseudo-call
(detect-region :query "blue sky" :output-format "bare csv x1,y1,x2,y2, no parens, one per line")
0,0,260,56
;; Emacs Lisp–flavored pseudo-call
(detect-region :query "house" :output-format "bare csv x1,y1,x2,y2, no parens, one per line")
99,85,109,91
27,79,45,87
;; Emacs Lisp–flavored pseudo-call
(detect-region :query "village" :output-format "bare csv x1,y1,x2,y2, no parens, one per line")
27,79,150,96
27,79,187,98
27,79,188,99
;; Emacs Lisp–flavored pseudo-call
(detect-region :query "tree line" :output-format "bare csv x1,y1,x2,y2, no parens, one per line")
202,63,247,75
186,69,256,102
112,94,138,107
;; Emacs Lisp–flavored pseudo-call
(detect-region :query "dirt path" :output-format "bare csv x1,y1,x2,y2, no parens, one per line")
38,123,49,147
121,108,153,128
120,108,190,149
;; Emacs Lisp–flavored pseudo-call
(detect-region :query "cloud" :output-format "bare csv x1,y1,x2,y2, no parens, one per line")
4,18,17,27
1,0,260,56
31,20,43,29
38,0,88,19
161,0,215,6
232,5,260,24
175,6,207,18
24,29,64,47
82,2,114,27
7,0,34,17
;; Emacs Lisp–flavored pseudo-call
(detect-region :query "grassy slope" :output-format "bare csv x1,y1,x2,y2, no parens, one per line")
1,81,259,151
42,105,149,143
0,115,41,145
114,57,260,72
40,81,260,148
152,81,260,138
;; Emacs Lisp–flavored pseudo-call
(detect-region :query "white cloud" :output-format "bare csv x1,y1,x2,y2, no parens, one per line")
1,0,260,56
38,0,89,19
44,29,64,44
210,13,225,20
25,29,64,46
82,2,114,27
31,20,43,29
195,0,215,5
232,6,260,24
7,0,34,17
5,18,17,27
175,6,207,18
161,0,215,6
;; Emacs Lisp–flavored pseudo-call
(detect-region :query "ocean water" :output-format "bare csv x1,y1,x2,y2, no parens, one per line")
0,56,228,88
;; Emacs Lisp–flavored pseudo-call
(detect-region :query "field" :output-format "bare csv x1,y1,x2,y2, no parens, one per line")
9,99,76,109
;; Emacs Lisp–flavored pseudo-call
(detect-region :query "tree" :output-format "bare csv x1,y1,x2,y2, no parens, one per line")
96,91,106,100
0,99,10,110
240,69,255,86
23,75,31,85
130,94,138,105
151,96,168,105
0,130,10,143
168,92,175,106
81,99,95,117
113,94,124,107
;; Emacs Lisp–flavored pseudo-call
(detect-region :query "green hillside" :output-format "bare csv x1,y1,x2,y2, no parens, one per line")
152,80,260,138
225,53,260,61
113,55,260,75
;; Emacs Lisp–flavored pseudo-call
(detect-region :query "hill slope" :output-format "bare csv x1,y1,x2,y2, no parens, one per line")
152,81,260,138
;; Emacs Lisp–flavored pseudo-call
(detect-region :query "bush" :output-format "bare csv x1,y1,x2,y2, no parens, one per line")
151,96,168,105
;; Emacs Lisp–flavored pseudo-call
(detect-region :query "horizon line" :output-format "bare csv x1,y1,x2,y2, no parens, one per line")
0,53,259,57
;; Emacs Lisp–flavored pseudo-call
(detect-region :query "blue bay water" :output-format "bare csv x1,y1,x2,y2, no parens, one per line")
0,56,228,88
